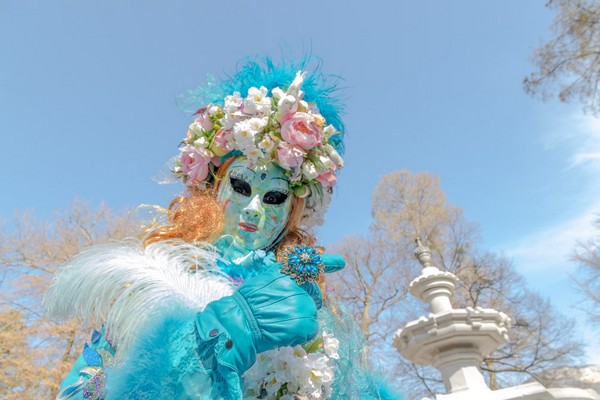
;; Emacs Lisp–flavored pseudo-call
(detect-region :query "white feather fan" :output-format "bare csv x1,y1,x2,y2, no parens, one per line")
44,239,235,351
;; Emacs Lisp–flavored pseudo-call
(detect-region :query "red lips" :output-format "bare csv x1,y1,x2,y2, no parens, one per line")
239,222,258,232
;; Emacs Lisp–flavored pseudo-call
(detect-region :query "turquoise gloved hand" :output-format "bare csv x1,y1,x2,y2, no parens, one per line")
241,247,346,310
195,267,319,376
214,236,346,309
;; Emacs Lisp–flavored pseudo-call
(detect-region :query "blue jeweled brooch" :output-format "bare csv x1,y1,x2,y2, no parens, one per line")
280,245,324,285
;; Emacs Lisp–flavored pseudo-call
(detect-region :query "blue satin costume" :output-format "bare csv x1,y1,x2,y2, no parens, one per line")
56,242,397,400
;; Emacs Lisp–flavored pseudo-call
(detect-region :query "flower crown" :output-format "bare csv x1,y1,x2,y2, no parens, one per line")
172,71,344,201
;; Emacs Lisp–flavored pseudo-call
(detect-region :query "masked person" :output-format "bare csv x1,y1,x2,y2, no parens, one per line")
45,58,398,400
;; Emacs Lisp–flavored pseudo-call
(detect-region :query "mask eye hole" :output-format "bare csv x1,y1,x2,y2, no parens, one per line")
263,191,288,205
230,177,251,196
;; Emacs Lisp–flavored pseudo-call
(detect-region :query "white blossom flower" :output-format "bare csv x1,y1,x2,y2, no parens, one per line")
232,120,257,150
207,104,220,115
258,134,276,153
316,155,334,172
219,113,241,130
247,116,268,133
243,86,271,116
231,117,267,153
323,124,336,139
224,91,242,114
248,353,334,398
322,331,340,359
242,330,338,399
306,353,334,398
193,136,209,149
244,145,263,165
324,144,344,169
188,123,202,137
271,87,285,101
310,354,334,383
301,161,318,180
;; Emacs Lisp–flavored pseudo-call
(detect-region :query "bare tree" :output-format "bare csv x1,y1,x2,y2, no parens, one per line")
456,252,583,390
329,234,410,348
572,215,600,325
0,200,137,399
524,0,600,116
0,309,38,399
371,170,479,272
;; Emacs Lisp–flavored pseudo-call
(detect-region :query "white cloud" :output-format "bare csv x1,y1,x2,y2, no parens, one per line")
573,152,600,164
505,203,599,274
567,115,600,171
541,113,600,171
506,114,600,273
504,202,599,365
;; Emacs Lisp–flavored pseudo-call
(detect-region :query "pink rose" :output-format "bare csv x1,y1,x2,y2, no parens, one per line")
280,112,323,150
180,145,211,186
316,170,337,188
210,129,233,157
276,142,305,170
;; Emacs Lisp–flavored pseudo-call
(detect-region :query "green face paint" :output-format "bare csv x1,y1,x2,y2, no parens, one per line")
217,158,292,251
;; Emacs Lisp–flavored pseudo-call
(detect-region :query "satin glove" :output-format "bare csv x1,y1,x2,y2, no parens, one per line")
195,267,319,375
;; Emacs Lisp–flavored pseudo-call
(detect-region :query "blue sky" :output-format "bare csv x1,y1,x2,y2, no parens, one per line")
2,1,599,362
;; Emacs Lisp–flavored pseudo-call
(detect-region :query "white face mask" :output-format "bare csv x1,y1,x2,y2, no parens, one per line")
217,158,292,251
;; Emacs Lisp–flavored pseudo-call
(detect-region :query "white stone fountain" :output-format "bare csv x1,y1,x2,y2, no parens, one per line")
393,239,600,400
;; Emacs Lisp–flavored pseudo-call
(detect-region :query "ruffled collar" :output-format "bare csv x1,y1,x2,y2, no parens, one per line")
213,235,278,284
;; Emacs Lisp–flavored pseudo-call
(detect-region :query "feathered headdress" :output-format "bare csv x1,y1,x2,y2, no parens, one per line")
171,56,346,227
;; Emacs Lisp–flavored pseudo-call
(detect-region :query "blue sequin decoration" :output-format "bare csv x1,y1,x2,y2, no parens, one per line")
83,343,102,367
91,329,101,344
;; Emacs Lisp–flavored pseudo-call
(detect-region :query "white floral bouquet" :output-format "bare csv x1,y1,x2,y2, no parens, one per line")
172,71,344,200
243,331,340,400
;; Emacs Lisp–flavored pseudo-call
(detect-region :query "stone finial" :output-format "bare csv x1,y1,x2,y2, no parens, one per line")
409,237,457,313
415,238,434,269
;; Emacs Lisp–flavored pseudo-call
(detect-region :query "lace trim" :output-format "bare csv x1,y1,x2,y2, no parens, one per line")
194,322,244,399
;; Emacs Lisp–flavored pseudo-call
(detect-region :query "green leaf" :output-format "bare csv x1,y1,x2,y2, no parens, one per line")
303,336,324,354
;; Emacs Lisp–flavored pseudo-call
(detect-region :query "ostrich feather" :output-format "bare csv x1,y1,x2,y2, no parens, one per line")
44,239,235,351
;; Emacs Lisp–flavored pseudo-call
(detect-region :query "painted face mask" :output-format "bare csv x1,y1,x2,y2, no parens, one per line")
217,158,292,251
